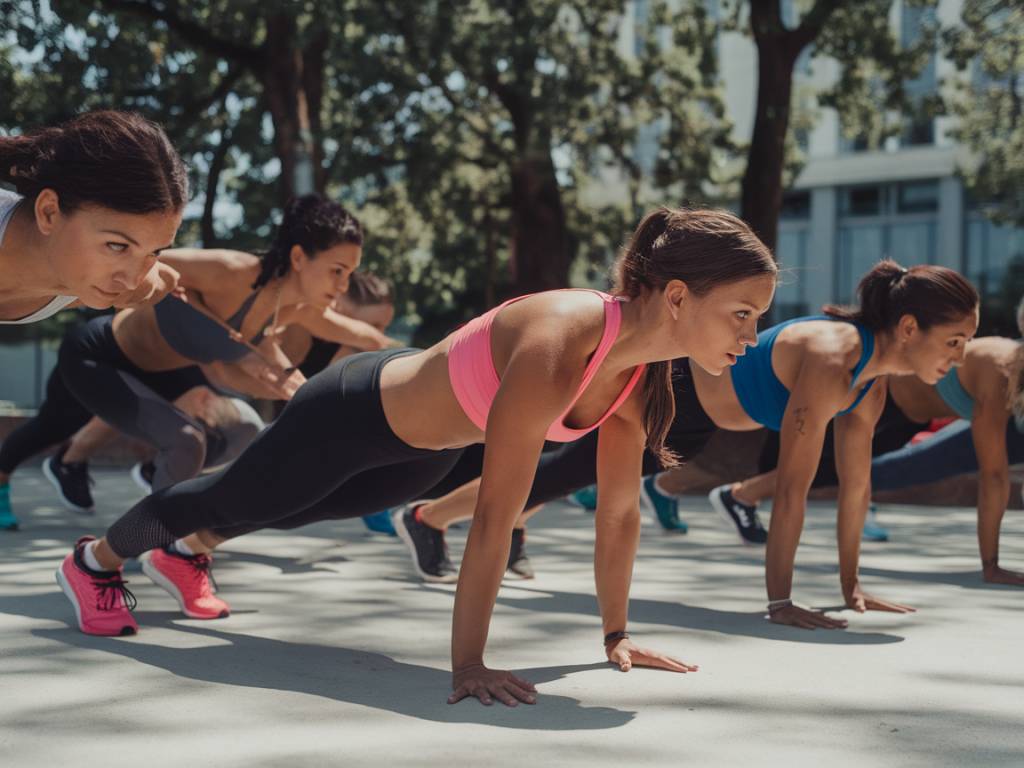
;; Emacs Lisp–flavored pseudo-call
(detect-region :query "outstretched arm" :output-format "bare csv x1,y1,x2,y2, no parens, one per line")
593,387,697,674
767,358,850,630
449,329,581,707
971,381,1023,584
834,383,914,612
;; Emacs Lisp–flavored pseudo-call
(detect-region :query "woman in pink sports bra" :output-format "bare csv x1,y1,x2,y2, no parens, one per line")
58,207,778,708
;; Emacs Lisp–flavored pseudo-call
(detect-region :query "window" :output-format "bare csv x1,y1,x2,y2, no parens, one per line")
775,229,809,319
897,181,939,213
840,186,885,217
780,190,811,219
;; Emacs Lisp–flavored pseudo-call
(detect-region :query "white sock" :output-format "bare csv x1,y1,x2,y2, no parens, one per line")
172,538,196,557
82,540,105,572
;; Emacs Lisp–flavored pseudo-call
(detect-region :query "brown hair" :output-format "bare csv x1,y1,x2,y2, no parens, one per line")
0,110,188,213
254,194,363,289
613,207,777,467
823,260,978,332
346,271,393,307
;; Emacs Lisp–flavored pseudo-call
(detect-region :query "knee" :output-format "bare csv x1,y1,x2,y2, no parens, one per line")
157,423,207,487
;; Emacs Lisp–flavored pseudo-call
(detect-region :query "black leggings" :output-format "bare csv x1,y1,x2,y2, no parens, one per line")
1,347,207,476
422,358,718,508
105,349,464,559
58,316,217,491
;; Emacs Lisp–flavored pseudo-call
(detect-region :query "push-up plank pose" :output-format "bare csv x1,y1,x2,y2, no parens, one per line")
56,207,777,706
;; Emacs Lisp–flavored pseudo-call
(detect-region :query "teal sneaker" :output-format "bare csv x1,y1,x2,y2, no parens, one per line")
862,505,889,542
361,509,397,536
568,485,598,512
0,483,19,531
641,475,687,533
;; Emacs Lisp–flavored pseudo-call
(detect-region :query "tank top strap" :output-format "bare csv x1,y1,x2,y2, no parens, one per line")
573,295,624,394
849,323,875,386
225,289,261,331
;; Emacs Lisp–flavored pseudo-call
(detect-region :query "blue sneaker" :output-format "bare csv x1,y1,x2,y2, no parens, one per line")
361,509,398,536
568,485,598,512
862,505,889,542
640,475,687,533
0,483,19,531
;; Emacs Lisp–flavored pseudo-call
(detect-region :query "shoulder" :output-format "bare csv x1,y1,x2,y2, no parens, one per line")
494,291,608,370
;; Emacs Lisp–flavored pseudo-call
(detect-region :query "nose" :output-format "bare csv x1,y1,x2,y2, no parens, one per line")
338,274,350,294
740,325,758,349
111,254,156,292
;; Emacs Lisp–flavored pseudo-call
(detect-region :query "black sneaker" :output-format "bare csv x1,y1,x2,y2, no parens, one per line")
506,528,535,579
130,461,156,494
42,445,94,514
708,484,767,545
392,503,458,583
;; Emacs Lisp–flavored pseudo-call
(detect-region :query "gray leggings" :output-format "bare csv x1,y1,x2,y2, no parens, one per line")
58,316,261,491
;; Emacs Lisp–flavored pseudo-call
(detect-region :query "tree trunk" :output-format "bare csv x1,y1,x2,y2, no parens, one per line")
201,127,232,247
740,7,797,254
508,149,571,293
262,12,316,200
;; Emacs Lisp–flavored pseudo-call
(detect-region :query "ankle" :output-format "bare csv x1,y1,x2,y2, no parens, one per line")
415,504,445,531
730,483,757,507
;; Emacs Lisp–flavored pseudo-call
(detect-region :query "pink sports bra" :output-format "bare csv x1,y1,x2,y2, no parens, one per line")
447,289,646,442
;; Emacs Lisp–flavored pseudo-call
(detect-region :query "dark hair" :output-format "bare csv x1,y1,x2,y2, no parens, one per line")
345,271,393,307
823,260,978,332
0,110,188,214
254,194,363,289
613,207,778,467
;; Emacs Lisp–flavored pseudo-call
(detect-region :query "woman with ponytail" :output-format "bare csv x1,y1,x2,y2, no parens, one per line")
0,111,186,322
729,293,1024,588
56,206,777,708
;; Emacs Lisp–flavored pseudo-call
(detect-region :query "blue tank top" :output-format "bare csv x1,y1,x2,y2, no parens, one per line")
934,369,974,420
731,315,877,431
153,291,270,364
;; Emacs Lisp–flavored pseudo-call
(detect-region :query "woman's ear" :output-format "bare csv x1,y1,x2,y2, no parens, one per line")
33,188,62,235
289,244,308,273
664,279,689,320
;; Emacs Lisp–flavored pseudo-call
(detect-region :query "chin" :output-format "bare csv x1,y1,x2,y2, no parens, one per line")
695,358,726,377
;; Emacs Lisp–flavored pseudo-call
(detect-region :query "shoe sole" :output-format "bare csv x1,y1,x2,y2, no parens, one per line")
129,464,153,495
708,488,758,547
42,459,94,515
55,564,135,636
391,508,459,584
141,556,228,619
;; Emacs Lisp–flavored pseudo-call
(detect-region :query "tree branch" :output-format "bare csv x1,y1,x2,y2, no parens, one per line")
94,0,262,67
787,0,844,57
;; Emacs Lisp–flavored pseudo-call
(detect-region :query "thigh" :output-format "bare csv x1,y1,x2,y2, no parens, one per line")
233,449,466,534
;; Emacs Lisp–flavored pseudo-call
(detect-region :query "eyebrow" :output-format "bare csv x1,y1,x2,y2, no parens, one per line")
101,230,174,254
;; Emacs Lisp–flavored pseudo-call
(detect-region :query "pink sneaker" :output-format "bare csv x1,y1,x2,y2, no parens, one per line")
142,547,230,619
56,537,138,636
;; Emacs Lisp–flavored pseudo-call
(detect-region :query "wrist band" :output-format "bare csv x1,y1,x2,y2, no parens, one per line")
767,599,792,613
604,630,630,646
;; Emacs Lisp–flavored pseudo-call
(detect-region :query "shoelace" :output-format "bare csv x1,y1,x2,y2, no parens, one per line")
93,574,138,612
189,555,219,594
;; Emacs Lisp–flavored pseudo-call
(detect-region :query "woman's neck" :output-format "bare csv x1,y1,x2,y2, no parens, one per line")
857,329,915,383
606,293,683,371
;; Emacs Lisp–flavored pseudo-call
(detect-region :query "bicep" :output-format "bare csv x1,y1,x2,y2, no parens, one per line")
776,372,845,497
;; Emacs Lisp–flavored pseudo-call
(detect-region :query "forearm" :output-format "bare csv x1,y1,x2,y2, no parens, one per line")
451,517,514,670
594,508,641,635
836,487,870,595
977,471,1009,566
765,493,806,600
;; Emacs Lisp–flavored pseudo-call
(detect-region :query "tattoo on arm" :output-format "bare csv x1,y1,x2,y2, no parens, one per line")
793,407,808,436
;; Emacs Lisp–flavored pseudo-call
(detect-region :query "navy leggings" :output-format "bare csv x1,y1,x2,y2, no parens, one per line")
872,418,1024,490
105,349,464,558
